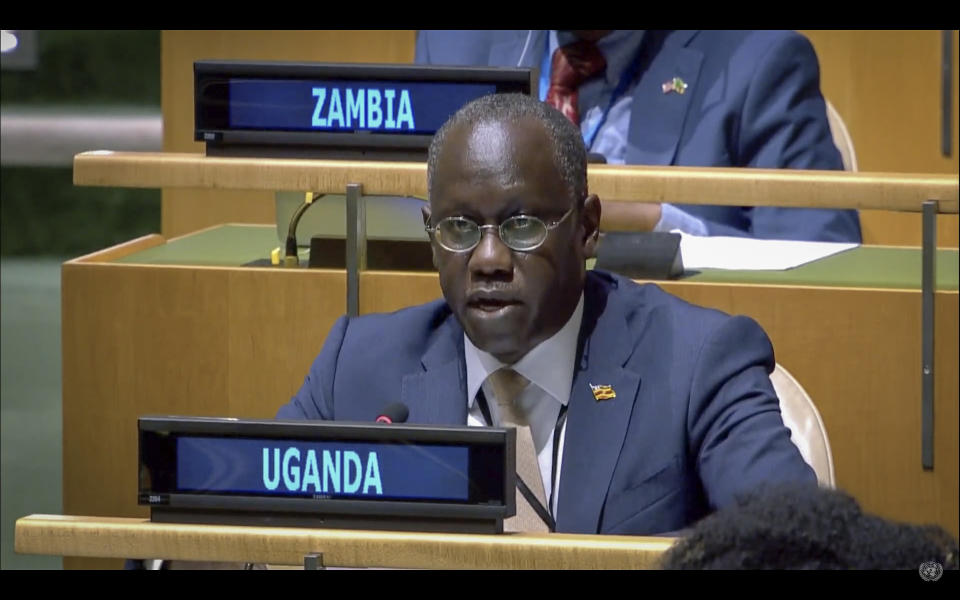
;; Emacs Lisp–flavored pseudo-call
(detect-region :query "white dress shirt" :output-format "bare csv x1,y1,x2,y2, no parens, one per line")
463,294,584,516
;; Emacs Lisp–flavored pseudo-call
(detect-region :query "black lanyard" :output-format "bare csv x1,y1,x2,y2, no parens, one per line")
476,387,568,532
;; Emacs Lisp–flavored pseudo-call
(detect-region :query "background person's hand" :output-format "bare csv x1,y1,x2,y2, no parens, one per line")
599,200,663,232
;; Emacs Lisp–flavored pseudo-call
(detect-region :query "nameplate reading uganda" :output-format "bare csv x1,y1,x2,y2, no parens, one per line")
176,437,470,501
138,416,512,529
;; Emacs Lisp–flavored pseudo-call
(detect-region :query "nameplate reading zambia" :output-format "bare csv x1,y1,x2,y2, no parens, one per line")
228,79,496,135
194,61,535,159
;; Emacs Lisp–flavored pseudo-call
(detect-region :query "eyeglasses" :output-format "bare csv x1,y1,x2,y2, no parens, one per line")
425,205,576,253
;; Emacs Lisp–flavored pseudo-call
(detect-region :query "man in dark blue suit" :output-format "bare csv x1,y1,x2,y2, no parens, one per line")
415,30,862,243
278,93,816,535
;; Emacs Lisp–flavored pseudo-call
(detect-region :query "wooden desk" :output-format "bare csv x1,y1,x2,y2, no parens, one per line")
64,156,959,567
16,514,673,569
60,225,959,572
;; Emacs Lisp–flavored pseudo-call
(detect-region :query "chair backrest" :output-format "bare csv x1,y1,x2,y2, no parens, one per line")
770,364,836,488
825,99,858,172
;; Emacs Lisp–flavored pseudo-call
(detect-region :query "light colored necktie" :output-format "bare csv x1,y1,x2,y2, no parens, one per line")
487,368,549,533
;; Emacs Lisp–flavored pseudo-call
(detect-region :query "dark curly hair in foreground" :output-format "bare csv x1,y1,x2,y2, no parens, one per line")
660,485,958,570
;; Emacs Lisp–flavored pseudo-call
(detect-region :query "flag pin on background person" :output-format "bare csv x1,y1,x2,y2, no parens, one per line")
662,76,688,95
590,383,616,401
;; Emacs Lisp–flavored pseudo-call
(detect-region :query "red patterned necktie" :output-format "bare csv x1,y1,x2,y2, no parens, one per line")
545,40,607,126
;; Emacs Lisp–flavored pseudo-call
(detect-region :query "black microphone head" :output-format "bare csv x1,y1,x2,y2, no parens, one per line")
375,402,409,424
587,152,608,164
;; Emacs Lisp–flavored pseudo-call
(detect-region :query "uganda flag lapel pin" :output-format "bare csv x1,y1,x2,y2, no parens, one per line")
661,76,688,95
590,383,616,401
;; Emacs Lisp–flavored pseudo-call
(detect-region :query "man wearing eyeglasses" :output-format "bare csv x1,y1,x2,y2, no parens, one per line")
278,94,817,535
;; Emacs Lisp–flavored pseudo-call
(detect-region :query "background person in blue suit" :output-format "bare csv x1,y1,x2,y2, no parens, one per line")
415,30,862,243
277,93,817,535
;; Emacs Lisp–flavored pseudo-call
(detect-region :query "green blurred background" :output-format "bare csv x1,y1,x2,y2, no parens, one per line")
1,30,162,569
2,30,162,256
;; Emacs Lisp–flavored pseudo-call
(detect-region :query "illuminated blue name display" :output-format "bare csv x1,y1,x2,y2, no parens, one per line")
177,437,470,501
229,79,496,135
311,87,414,131
262,447,383,495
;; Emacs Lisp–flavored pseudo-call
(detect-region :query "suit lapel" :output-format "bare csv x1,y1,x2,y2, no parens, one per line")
555,274,642,533
401,314,468,426
626,30,704,166
488,30,546,68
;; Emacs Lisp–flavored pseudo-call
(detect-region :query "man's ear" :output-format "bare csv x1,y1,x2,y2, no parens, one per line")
422,204,439,269
581,195,601,258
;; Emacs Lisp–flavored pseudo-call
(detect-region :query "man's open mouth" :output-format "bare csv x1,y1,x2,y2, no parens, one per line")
468,298,520,312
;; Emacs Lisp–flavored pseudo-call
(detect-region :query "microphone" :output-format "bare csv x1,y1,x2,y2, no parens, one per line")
375,402,409,424
283,192,319,268
587,152,607,164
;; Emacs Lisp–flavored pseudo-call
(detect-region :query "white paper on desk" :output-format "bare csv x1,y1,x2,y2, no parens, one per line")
676,231,858,271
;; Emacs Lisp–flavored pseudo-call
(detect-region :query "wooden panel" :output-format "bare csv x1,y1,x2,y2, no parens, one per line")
74,152,959,213
162,189,277,241
17,515,674,569
61,262,223,569
858,210,958,248
933,297,960,529
225,267,346,416
803,30,959,247
160,30,417,237
588,166,958,212
804,30,958,175
360,271,442,314
75,152,430,196
360,271,960,538
61,258,345,569
70,233,166,263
